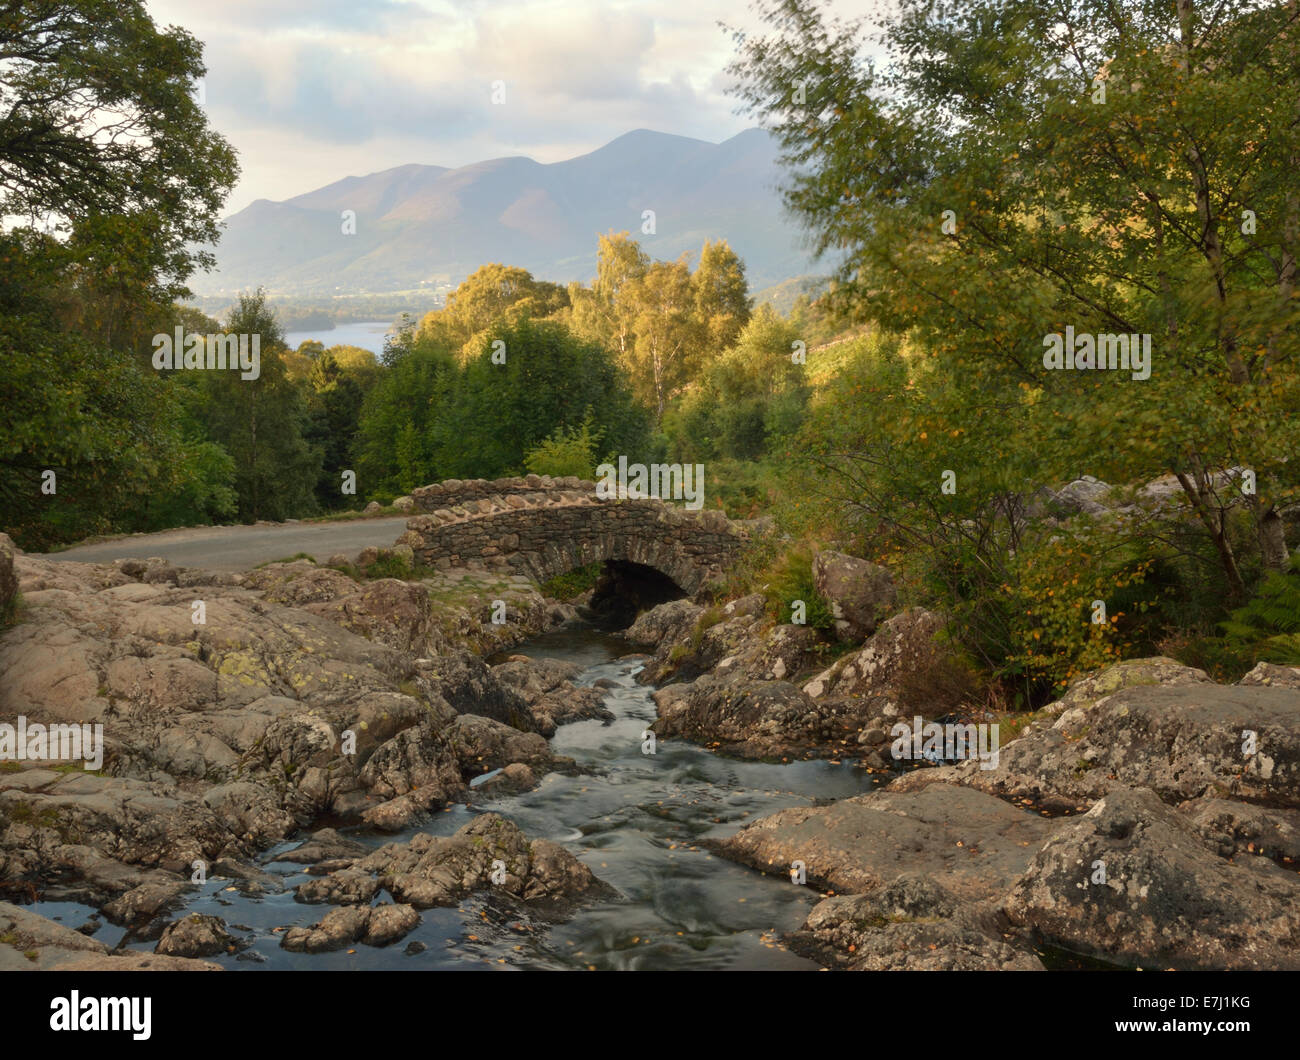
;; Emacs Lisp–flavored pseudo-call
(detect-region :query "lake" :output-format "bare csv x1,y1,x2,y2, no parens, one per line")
284,320,395,355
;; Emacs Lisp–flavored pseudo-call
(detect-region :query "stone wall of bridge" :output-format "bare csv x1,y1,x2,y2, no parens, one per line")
398,476,751,594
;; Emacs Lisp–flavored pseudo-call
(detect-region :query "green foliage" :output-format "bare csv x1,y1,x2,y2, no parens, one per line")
0,0,237,293
1221,557,1300,665
357,318,650,494
191,291,323,522
694,459,779,520
304,349,370,509
763,545,835,631
428,318,652,480
779,332,1179,700
663,304,810,467
692,239,752,354
996,531,1163,696
415,264,570,358
356,335,456,496
363,551,419,581
539,562,604,601
140,437,238,528
0,231,218,549
728,0,1300,604
690,605,726,650
524,413,605,480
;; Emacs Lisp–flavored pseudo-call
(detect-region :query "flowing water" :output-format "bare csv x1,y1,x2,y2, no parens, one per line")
34,624,883,970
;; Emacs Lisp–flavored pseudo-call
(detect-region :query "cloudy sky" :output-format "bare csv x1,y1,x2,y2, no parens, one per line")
144,0,886,215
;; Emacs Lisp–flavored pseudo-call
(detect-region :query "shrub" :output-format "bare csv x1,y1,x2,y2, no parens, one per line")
540,562,603,600
363,550,418,581
992,528,1163,699
764,544,836,632
524,412,604,480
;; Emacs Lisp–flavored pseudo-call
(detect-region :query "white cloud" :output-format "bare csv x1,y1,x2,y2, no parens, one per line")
145,0,887,212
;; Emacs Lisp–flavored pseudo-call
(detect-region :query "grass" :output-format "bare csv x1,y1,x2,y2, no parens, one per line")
256,552,317,569
364,551,418,580
308,505,404,523
689,606,725,650
326,550,428,582
3,803,64,832
539,562,603,600
48,762,103,776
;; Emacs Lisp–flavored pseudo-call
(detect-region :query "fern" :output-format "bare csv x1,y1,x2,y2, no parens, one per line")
1221,557,1300,665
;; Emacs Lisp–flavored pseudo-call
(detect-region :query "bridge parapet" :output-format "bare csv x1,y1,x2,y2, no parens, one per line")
412,475,596,513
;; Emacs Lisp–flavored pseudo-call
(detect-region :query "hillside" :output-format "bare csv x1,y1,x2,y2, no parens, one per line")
196,129,821,296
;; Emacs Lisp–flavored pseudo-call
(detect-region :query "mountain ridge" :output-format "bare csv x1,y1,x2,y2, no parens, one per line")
195,128,819,297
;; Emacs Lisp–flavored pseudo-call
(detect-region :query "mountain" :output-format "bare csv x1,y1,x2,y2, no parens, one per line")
194,129,820,297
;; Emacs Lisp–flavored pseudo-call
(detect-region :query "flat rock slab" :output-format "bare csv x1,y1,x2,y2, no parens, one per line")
958,683,1300,809
715,783,1061,900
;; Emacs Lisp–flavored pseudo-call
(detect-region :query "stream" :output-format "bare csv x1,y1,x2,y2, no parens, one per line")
33,623,883,970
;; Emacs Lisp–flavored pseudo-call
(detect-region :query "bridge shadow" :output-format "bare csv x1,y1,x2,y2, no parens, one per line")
584,560,686,631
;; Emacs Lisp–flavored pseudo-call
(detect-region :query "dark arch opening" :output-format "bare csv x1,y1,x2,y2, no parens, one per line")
584,559,686,630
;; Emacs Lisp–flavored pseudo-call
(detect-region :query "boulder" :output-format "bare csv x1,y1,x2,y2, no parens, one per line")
1004,786,1300,969
155,913,239,958
306,813,611,910
792,874,1043,971
1240,662,1300,690
0,901,220,971
101,879,190,927
280,902,419,952
275,827,369,865
1178,796,1300,860
444,714,565,777
654,676,853,760
801,608,962,721
953,678,1300,810
624,599,703,650
812,550,897,641
1053,475,1114,516
491,656,614,732
421,651,537,732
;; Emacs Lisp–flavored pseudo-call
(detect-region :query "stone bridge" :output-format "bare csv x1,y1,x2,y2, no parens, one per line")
396,475,754,595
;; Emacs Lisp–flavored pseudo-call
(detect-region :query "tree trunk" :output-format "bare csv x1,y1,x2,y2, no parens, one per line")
1259,504,1291,572
1175,467,1247,601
